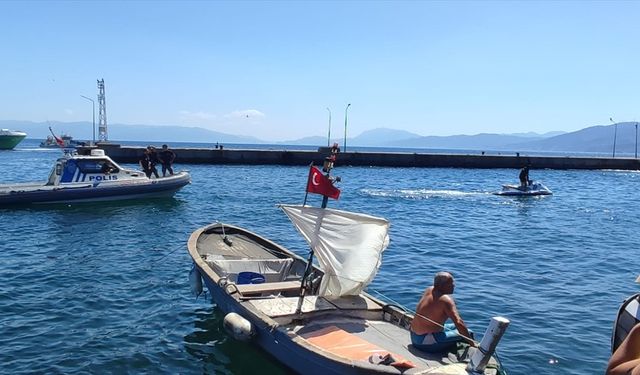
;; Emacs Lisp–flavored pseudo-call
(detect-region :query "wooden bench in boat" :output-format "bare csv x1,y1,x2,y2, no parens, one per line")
249,296,337,317
236,280,301,295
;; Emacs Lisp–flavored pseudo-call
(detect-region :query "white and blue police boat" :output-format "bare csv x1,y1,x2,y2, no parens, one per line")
0,149,190,206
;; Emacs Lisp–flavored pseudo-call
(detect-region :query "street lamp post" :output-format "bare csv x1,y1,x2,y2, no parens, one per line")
636,122,638,159
80,95,96,145
326,107,332,147
610,117,618,158
343,103,351,152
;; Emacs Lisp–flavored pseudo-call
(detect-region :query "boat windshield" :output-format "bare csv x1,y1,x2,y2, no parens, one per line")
75,159,119,174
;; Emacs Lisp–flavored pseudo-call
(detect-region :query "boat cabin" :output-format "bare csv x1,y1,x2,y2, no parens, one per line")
46,149,146,186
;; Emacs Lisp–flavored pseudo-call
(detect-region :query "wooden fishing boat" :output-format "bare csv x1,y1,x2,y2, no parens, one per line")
187,147,509,374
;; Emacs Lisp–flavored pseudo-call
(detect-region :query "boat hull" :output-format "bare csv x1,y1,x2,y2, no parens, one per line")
494,183,552,196
0,134,27,150
612,292,640,353
0,172,190,206
188,223,504,375
195,257,410,375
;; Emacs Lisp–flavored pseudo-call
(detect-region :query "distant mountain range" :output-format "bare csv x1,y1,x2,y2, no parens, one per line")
2,119,638,154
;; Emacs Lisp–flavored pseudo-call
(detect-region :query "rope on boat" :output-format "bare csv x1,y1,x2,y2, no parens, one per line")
368,288,479,346
153,243,185,264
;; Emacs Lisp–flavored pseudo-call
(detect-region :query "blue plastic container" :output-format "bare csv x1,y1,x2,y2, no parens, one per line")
237,271,266,285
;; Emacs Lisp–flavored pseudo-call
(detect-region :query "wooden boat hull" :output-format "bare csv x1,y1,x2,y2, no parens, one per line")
188,223,505,375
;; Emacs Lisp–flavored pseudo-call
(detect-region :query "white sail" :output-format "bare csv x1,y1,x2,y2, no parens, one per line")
280,204,390,297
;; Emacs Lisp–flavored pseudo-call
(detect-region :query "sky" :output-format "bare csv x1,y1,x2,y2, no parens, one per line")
1,1,639,142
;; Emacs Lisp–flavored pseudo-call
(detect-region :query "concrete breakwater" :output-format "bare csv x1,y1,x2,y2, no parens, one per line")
81,143,640,170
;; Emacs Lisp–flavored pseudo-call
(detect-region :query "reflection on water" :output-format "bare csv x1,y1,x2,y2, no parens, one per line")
184,307,289,375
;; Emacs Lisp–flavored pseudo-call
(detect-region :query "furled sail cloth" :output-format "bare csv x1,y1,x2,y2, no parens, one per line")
280,205,390,297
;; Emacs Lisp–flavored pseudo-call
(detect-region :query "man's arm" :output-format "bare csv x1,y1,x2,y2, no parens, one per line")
443,296,474,345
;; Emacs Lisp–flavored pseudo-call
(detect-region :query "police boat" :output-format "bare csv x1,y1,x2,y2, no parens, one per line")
0,149,190,206
493,181,553,196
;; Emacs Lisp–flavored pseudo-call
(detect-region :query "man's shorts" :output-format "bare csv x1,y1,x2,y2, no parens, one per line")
410,323,463,353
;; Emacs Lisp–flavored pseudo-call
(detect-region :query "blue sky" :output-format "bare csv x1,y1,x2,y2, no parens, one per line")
1,1,639,142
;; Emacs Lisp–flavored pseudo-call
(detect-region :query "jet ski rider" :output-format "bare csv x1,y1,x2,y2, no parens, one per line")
519,165,530,189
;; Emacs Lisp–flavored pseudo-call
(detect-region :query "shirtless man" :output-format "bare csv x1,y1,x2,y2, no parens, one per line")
607,324,640,375
410,272,474,353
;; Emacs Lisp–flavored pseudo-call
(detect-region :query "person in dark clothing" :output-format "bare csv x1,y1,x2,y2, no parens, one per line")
101,161,115,174
139,149,153,178
159,144,176,177
146,146,160,178
519,166,530,189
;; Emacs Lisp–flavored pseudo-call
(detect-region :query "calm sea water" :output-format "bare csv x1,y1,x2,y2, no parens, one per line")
1,140,639,374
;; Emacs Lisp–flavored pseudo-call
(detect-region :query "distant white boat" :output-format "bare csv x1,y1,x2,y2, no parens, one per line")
0,149,190,206
493,181,553,196
39,133,86,148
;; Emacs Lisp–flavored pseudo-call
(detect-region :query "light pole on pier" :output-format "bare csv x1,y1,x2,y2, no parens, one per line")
326,107,332,147
610,117,618,158
636,122,638,159
80,95,96,146
343,103,351,152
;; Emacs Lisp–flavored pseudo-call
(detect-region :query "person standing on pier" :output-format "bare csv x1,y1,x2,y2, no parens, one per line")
159,144,176,177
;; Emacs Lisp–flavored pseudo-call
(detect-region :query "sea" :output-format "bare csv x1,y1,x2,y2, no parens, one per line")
1,139,639,374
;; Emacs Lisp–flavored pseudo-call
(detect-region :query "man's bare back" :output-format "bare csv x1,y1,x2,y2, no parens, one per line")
410,286,451,334
410,272,472,343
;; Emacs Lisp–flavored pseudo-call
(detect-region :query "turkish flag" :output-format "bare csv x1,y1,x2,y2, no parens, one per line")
53,135,65,147
306,166,340,199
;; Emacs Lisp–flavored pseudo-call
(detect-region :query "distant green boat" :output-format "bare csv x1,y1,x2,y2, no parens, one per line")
0,129,27,150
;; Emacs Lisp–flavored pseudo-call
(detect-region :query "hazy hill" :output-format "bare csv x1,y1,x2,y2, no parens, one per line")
508,122,639,153
281,128,555,149
387,133,549,150
0,120,262,144
280,135,328,146
4,119,638,154
349,128,422,146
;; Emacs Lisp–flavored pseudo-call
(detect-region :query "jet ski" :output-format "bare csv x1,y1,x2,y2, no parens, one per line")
494,181,552,196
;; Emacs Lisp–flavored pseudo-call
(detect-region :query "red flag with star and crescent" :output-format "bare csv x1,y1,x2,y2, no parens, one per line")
306,166,340,199
49,127,65,147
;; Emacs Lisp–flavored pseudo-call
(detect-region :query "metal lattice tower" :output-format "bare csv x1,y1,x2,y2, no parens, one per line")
97,79,108,142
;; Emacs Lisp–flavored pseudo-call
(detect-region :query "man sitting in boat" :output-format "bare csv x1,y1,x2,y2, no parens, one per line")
409,272,475,353
519,166,530,190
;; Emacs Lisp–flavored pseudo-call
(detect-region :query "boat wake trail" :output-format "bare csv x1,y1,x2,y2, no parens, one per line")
360,188,488,200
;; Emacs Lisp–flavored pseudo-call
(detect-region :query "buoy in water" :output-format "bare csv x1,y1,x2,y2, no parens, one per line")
223,312,254,341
